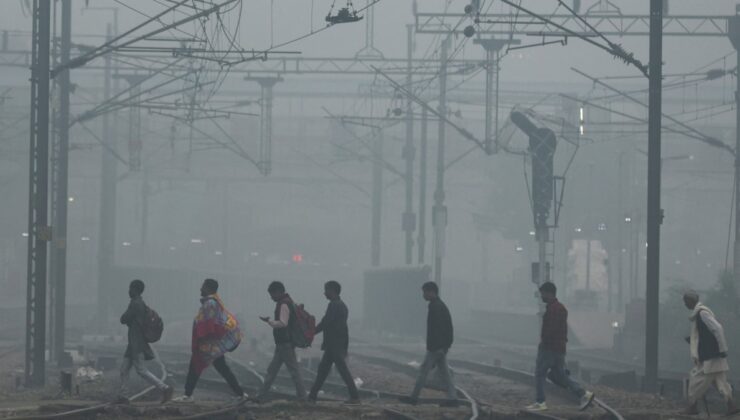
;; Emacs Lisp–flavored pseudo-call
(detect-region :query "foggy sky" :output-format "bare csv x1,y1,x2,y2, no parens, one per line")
0,0,738,86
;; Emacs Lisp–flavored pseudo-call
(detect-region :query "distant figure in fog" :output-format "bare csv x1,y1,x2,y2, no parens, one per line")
308,281,361,405
255,281,307,402
117,279,172,403
525,281,594,412
399,281,459,407
172,278,247,402
682,290,739,416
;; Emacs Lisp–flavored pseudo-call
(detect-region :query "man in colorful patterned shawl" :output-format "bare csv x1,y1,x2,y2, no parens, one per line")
173,279,247,402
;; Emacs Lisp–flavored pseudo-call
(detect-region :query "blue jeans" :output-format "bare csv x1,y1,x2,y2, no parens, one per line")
535,349,585,403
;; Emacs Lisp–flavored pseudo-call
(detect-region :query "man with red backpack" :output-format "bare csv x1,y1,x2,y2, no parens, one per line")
255,281,307,402
117,279,173,403
172,279,247,402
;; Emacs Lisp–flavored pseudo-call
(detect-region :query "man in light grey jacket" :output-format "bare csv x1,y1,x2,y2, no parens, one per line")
682,290,739,416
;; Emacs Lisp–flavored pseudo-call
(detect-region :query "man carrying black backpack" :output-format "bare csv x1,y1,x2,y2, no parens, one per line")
117,279,172,403
255,281,307,402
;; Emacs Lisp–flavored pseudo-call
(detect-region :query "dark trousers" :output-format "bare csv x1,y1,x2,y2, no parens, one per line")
410,349,457,400
258,343,306,398
184,355,244,397
309,348,359,400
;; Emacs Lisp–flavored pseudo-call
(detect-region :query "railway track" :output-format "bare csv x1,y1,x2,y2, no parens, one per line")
358,342,626,420
0,345,263,420
0,347,171,420
244,342,475,419
447,337,691,403
0,340,628,419
456,337,685,381
151,344,466,419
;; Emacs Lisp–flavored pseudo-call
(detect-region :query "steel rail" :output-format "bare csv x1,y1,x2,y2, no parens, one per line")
364,343,625,420
2,347,168,420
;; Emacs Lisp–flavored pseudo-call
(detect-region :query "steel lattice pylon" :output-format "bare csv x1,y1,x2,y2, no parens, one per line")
25,0,51,387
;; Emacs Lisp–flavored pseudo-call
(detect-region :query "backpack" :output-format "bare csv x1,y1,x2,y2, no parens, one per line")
289,302,316,348
141,306,164,343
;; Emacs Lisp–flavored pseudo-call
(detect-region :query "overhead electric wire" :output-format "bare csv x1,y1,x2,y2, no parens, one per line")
111,0,203,44
56,0,235,76
260,0,382,54
725,174,736,271
497,0,647,76
571,67,735,155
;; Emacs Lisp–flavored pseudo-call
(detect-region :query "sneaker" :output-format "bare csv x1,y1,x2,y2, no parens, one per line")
172,395,195,403
579,391,595,411
398,396,418,405
232,392,249,403
343,398,361,405
525,402,548,411
161,386,173,404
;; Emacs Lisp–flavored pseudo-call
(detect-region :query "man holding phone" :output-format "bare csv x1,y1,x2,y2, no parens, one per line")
255,281,307,402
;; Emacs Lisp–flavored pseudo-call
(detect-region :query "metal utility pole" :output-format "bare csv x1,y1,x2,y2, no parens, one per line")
418,107,429,264
728,9,740,296
473,38,519,154
245,76,282,175
537,217,547,285
26,0,51,387
433,37,450,285
586,238,592,291
357,0,382,58
141,169,150,245
644,0,664,394
617,151,627,313
97,24,117,330
114,74,148,246
403,25,416,265
49,0,71,364
371,128,384,267
127,79,143,172
632,211,641,299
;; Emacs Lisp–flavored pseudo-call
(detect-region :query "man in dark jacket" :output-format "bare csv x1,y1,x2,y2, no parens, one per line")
118,280,172,403
308,281,360,404
255,281,306,401
400,281,458,407
525,282,593,412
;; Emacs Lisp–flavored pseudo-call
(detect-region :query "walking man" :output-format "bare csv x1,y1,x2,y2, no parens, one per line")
173,279,247,402
118,279,172,403
255,281,307,401
308,281,361,404
400,281,458,407
525,282,594,412
682,290,739,416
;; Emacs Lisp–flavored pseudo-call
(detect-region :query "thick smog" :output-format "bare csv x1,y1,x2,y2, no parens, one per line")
0,1,737,419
